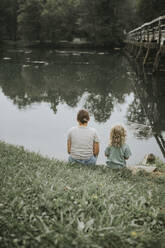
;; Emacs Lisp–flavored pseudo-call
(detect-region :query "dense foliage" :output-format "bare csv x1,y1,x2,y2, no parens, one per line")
1,0,128,46
0,0,164,45
0,0,18,41
136,0,165,24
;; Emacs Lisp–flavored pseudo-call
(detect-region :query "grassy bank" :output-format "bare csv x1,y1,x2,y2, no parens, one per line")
0,141,165,248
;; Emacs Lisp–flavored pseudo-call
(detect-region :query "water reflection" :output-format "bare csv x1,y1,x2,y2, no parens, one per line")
126,60,165,158
0,48,165,161
0,50,132,122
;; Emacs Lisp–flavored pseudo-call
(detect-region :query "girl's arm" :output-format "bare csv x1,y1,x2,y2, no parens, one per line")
93,141,99,156
124,145,132,160
67,139,71,154
105,146,110,157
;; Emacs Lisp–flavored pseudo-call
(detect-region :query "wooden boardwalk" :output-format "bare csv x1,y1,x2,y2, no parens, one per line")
125,15,165,72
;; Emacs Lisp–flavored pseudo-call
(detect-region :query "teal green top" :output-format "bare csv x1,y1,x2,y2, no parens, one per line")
105,144,132,169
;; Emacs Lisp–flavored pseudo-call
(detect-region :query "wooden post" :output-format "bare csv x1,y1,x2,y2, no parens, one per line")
153,47,161,72
140,29,142,42
147,26,149,43
153,18,162,72
143,45,150,65
158,18,162,46
136,44,143,59
152,25,155,41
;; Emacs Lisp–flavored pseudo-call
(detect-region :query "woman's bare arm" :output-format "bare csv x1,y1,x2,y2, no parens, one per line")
67,139,71,154
93,142,99,156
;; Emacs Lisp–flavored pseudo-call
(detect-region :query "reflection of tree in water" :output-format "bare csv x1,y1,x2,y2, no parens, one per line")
0,51,132,122
126,62,165,158
84,93,114,123
127,98,152,139
46,91,60,114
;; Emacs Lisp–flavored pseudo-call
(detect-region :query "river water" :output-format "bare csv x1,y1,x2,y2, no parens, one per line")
0,48,165,165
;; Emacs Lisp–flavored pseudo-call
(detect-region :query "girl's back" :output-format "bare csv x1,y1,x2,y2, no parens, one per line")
105,144,131,169
105,125,131,169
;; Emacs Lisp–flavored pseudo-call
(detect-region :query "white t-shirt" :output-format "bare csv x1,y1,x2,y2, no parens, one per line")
67,126,99,160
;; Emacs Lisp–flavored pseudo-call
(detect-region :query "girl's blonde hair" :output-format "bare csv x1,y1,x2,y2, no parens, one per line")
110,125,126,147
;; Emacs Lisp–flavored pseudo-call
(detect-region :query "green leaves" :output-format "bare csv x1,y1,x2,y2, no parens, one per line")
0,0,140,46
136,0,165,23
17,0,43,41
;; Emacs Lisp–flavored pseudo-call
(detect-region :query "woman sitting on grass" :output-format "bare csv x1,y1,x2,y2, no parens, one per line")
105,125,131,169
67,109,99,165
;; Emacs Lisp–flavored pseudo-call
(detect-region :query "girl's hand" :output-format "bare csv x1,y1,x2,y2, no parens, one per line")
124,156,129,160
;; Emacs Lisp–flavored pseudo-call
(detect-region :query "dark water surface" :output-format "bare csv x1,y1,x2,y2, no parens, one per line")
0,48,165,164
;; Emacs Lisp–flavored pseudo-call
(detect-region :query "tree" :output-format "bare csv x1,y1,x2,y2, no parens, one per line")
40,0,78,42
17,0,43,41
78,0,117,46
0,0,18,41
118,0,140,31
77,0,137,46
0,0,148,45
136,0,165,23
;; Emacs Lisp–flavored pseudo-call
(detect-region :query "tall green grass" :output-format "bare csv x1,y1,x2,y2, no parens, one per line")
0,141,165,248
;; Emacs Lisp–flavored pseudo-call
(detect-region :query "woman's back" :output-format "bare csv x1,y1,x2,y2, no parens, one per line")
68,126,99,160
67,109,99,165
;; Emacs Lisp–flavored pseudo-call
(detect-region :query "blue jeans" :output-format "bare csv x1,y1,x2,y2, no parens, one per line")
68,155,97,165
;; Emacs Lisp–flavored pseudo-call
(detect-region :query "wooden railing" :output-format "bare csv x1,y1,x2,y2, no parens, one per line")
127,15,165,46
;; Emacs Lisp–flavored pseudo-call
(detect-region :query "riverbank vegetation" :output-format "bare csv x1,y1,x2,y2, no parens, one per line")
136,0,165,24
0,141,165,247
0,0,164,48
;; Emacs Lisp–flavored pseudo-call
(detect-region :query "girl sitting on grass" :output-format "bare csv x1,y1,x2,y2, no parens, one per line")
105,125,131,169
